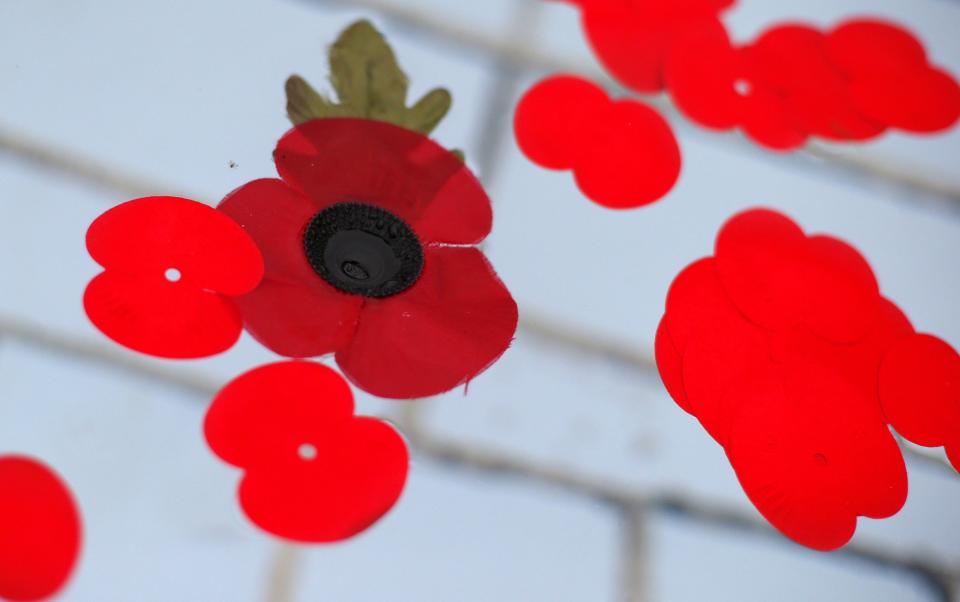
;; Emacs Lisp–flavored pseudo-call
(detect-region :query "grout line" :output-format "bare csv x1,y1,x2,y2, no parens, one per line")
619,506,649,602
310,0,960,211
261,544,303,602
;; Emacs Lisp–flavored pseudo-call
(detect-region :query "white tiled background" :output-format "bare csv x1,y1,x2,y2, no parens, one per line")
1,0,959,600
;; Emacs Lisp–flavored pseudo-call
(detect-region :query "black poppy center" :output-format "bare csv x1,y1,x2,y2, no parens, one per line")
304,202,423,298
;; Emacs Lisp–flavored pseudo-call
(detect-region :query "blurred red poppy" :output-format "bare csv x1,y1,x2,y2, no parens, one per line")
514,75,681,208
84,196,264,358
0,456,81,601
204,361,409,542
656,208,929,550
218,118,517,399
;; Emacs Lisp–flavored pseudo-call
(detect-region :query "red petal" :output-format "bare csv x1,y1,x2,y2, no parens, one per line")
204,361,408,542
87,196,263,295
218,178,364,358
574,99,682,209
336,247,518,399
826,19,927,79
850,67,960,134
739,86,810,150
274,119,491,244
879,334,960,448
514,75,609,170
664,257,743,354
84,197,262,358
747,24,835,92
581,4,670,93
0,456,81,601
714,209,810,330
233,277,363,359
803,235,880,343
727,373,906,550
655,317,692,414
947,442,960,473
665,22,742,129
84,272,245,359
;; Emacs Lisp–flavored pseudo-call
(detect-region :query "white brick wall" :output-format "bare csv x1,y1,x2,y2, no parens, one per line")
1,0,959,600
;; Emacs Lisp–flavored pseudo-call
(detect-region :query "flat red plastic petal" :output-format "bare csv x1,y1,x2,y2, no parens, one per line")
84,272,246,359
826,19,927,79
947,442,960,473
336,247,518,399
664,257,741,354
802,235,880,343
275,119,491,244
879,333,960,448
727,373,906,550
655,318,691,414
739,86,810,150
665,23,741,129
87,196,263,295
714,209,809,330
850,67,960,134
0,456,81,601
574,99,682,209
580,4,669,93
204,361,408,542
85,196,263,358
514,75,609,170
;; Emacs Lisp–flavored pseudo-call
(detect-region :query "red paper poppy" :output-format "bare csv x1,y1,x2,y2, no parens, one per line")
665,23,809,150
218,118,518,399
656,208,919,550
85,196,264,359
879,333,960,470
204,361,409,542
514,75,681,208
557,0,735,93
826,19,960,134
0,456,81,601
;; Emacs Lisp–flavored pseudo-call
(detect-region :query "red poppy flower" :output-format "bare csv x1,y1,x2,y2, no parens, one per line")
514,75,681,208
204,361,409,542
217,118,517,399
656,208,919,550
879,333,960,471
85,196,264,359
0,456,82,601
665,23,810,150
556,0,735,93
825,19,960,133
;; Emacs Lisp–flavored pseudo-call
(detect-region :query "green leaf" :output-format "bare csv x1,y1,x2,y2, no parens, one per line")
286,19,453,134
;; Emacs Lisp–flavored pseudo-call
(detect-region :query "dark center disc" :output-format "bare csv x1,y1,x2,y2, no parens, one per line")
303,202,424,298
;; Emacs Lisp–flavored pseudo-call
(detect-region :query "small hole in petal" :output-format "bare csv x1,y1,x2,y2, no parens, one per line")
298,443,318,461
165,268,182,282
734,79,752,96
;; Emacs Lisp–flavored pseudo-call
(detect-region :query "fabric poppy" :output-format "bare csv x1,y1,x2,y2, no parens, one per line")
514,75,681,208
0,456,82,601
555,0,735,93
84,196,264,359
656,208,923,550
218,118,518,399
204,361,409,542
825,19,960,134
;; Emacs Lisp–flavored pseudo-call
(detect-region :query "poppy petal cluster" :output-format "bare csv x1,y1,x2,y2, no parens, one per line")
653,207,958,550
218,118,518,399
204,361,409,542
513,75,681,208
666,18,959,150
553,0,735,93
0,456,81,601
84,196,264,358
